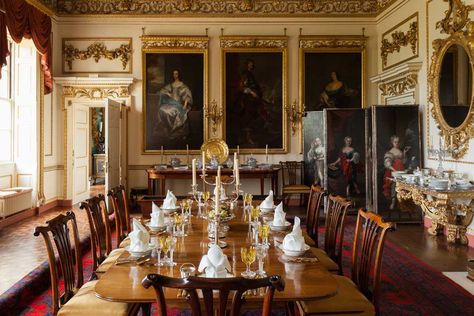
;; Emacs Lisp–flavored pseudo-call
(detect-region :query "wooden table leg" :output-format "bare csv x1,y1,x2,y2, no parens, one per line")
148,178,153,195
161,178,166,196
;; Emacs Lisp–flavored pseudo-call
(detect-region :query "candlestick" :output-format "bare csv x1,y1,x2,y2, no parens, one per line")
202,151,206,172
192,159,197,186
235,159,240,185
160,146,164,165
237,145,240,156
265,144,268,163
215,174,220,212
186,144,190,166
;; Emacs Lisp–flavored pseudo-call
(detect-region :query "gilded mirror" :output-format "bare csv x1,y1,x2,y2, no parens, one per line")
429,0,474,159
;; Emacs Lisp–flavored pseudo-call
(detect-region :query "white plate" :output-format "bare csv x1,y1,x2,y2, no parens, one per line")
278,244,310,257
197,272,235,278
269,220,291,231
125,245,153,257
146,223,167,232
260,206,276,213
161,206,179,213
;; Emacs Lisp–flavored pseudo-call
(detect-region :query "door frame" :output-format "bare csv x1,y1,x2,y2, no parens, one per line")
55,77,133,204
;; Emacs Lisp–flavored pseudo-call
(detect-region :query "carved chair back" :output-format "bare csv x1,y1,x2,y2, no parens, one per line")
34,211,83,315
351,209,394,313
108,185,131,248
305,185,327,246
80,194,112,272
142,274,285,316
324,194,352,274
279,161,304,186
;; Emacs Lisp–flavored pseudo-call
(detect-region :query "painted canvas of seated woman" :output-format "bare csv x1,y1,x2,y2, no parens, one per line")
319,71,359,109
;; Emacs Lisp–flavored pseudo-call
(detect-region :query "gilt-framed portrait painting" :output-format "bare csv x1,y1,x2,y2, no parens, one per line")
221,36,288,153
299,36,366,112
142,36,209,153
372,105,423,222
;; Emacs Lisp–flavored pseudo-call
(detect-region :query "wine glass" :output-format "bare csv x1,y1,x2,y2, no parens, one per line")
160,235,170,264
256,244,268,277
258,224,270,247
180,263,196,278
167,236,177,266
154,236,163,267
174,213,186,237
186,198,194,219
241,246,256,278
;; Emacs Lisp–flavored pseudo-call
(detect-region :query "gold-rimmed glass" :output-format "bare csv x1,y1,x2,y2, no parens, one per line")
174,213,186,237
258,224,270,247
160,235,170,264
241,246,257,278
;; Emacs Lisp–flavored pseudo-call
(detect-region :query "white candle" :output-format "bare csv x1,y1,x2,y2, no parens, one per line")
215,176,220,211
265,144,268,156
202,151,206,172
237,145,240,156
192,159,196,186
235,159,240,185
234,152,237,161
217,165,221,179
160,146,164,164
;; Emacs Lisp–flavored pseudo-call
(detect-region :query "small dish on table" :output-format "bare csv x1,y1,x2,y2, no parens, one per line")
269,220,291,231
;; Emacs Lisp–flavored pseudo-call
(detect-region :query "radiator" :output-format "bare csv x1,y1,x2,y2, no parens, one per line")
0,187,33,219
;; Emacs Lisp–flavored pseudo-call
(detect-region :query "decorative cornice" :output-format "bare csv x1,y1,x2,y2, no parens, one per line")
28,0,397,17
379,73,417,97
381,20,418,68
141,36,209,50
26,0,55,16
299,36,367,49
63,42,132,70
220,37,287,49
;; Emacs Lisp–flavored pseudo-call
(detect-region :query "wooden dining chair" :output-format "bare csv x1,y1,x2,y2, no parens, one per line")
142,274,285,316
297,209,394,316
311,194,351,274
305,185,327,247
108,185,132,248
80,194,125,276
279,161,311,206
34,211,136,316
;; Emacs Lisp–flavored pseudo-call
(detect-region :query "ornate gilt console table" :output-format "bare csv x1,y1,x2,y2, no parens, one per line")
395,181,474,245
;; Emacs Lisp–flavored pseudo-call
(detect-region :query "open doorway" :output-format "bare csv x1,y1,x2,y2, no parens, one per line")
89,107,105,198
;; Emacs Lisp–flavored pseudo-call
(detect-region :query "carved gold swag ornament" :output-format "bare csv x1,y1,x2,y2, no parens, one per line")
63,42,132,70
380,21,418,67
379,74,418,97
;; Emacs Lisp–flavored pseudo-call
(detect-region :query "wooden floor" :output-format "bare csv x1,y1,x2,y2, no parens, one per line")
0,200,472,295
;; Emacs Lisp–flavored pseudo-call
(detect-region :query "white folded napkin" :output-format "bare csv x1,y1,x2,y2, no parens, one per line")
260,190,274,209
273,202,286,226
213,185,227,200
162,190,177,209
282,216,306,251
150,202,165,227
198,244,231,278
129,218,150,252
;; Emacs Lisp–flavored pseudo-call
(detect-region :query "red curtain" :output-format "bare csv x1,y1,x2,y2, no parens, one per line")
0,0,52,94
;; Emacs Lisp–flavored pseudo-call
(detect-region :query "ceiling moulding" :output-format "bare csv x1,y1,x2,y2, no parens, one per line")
26,0,56,16
45,0,389,17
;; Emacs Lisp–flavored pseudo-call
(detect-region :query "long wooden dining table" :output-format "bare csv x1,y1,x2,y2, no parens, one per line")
94,207,338,306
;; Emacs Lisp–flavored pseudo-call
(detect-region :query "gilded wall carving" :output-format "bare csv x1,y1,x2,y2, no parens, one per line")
62,86,130,99
220,38,287,49
299,38,367,49
379,74,418,97
381,18,418,68
63,42,132,70
141,37,208,50
27,0,397,16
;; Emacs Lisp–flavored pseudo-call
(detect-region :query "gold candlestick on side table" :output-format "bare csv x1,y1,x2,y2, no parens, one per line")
395,180,474,245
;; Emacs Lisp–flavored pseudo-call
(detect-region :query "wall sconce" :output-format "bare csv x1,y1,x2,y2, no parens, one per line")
285,100,305,135
205,99,223,135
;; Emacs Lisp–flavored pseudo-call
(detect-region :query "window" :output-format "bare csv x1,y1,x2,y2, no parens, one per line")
0,41,12,162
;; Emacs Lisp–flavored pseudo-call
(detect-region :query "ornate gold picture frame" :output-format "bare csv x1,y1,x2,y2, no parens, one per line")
141,36,209,154
299,35,367,111
220,36,288,154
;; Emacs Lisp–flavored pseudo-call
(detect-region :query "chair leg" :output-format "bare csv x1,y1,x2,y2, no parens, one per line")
139,303,151,316
286,301,297,316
